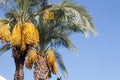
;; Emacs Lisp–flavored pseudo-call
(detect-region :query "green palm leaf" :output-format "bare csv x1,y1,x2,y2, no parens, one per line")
0,44,11,56
55,52,68,78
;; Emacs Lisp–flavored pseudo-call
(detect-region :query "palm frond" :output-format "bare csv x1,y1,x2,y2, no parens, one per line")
32,0,97,54
37,22,78,53
2,0,35,22
0,44,11,56
0,18,11,23
60,1,97,35
53,34,78,54
40,1,97,37
55,52,68,78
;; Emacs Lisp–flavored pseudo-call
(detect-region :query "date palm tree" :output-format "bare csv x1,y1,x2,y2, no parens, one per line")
0,0,43,80
27,0,97,80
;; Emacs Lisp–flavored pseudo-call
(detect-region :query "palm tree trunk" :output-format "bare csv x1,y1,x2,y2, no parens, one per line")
12,47,27,80
34,55,51,80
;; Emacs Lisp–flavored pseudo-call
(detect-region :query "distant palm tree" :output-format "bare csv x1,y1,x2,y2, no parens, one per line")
0,0,97,80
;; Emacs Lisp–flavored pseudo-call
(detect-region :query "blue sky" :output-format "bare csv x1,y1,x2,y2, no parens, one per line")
0,0,120,80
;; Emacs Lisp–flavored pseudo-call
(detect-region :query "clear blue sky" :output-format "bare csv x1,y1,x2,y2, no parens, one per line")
0,0,120,80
